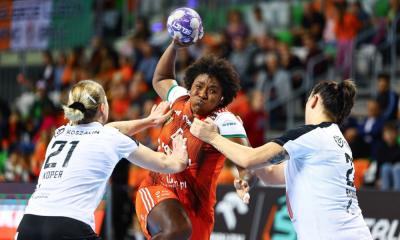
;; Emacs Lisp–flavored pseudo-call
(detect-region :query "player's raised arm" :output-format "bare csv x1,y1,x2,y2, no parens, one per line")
106,101,172,135
190,118,289,170
153,36,195,100
128,135,189,174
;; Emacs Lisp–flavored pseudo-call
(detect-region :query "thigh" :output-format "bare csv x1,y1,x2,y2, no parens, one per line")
16,214,44,240
42,216,100,240
135,186,184,239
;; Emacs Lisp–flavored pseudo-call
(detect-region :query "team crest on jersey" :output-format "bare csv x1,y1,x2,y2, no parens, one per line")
164,116,174,125
54,128,65,138
333,136,344,148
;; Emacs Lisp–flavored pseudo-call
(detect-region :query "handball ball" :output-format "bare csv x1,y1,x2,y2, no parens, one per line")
167,7,203,43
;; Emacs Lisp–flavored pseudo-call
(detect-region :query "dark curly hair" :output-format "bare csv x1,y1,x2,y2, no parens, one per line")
183,54,241,107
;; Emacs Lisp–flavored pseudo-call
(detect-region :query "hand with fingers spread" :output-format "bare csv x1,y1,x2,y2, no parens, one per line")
148,101,173,126
167,134,189,172
234,178,251,204
171,32,203,51
190,117,219,144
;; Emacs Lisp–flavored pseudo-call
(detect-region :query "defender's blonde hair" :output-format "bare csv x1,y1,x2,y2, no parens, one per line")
63,80,106,125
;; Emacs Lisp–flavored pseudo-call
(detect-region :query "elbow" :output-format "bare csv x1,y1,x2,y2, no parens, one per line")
242,150,258,170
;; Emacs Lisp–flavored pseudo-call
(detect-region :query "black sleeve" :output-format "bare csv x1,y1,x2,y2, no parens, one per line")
271,124,318,146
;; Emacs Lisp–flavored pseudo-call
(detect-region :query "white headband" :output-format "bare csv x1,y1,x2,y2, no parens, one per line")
87,94,96,104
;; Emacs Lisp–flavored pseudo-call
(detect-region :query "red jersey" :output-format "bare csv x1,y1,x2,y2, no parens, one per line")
140,85,247,222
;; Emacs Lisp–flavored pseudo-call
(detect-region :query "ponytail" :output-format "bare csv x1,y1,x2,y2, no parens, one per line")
312,79,356,126
62,80,105,125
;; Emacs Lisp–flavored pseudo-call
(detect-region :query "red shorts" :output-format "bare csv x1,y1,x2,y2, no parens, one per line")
135,186,213,240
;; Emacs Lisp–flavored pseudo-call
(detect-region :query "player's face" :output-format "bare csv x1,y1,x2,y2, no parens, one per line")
189,74,224,115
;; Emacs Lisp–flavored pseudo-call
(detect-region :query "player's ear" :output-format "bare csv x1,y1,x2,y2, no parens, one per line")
100,103,106,114
220,96,224,104
310,95,318,109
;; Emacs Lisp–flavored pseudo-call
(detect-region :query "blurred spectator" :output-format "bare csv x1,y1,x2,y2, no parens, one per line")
293,2,326,46
278,42,304,91
256,53,291,128
376,74,398,120
334,1,362,79
29,81,56,134
137,43,158,85
228,36,252,90
376,122,400,190
224,10,249,45
358,100,386,160
247,7,269,40
110,83,130,121
62,47,85,86
97,45,117,85
100,0,122,42
352,1,372,32
256,52,292,99
149,18,171,52
129,72,149,108
248,34,273,75
302,33,328,83
90,36,103,75
0,95,11,121
134,17,151,41
387,0,400,25
41,51,55,90
54,52,67,91
343,127,370,160
3,149,29,182
117,56,134,84
242,90,267,148
215,31,232,59
176,49,195,84
30,127,55,179
0,110,27,152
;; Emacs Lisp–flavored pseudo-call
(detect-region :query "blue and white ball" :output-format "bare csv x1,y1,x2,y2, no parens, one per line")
167,7,203,43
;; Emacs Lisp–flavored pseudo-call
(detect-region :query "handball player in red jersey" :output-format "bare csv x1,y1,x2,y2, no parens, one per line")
135,36,257,240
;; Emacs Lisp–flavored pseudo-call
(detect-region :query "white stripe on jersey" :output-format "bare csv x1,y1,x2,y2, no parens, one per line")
144,188,155,208
139,189,150,214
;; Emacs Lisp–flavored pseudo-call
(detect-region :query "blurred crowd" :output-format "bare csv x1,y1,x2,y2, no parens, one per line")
1,0,400,237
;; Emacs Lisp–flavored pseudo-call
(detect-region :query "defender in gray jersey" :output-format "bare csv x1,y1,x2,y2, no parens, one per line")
16,80,189,240
191,80,373,240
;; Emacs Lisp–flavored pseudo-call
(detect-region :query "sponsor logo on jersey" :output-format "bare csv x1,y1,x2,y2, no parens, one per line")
222,120,237,127
174,110,182,116
183,115,192,126
54,128,65,138
333,135,344,148
164,116,174,126
65,130,100,136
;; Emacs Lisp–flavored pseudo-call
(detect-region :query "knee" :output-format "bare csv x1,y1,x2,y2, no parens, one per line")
393,163,400,174
381,163,393,173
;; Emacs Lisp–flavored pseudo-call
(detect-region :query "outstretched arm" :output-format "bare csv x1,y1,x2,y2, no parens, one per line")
190,118,290,170
127,135,188,174
106,102,172,135
153,36,195,100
